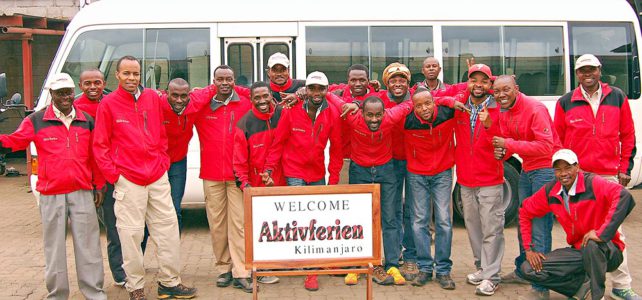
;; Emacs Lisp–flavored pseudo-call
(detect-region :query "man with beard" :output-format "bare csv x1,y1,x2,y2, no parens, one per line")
266,52,304,105
554,54,639,300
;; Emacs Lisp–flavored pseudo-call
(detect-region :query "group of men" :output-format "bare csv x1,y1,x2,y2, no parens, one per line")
0,51,638,300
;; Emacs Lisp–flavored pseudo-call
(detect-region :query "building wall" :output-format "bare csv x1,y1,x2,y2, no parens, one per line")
0,0,80,20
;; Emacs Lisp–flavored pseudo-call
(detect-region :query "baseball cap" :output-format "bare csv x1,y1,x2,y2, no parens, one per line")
468,64,493,79
47,73,75,91
552,149,578,167
267,52,290,68
305,71,329,86
574,54,601,70
382,63,411,85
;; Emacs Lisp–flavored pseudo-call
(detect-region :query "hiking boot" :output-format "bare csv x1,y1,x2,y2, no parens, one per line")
475,279,498,296
158,283,197,299
129,288,146,300
372,266,394,285
344,273,359,285
517,288,550,300
304,275,319,291
257,276,280,284
436,274,456,290
411,271,432,287
467,269,483,285
501,271,530,285
612,288,642,300
400,261,419,281
232,278,254,293
216,271,232,287
387,267,406,285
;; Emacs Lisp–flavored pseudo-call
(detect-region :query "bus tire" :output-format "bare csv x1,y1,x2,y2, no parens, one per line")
452,162,521,227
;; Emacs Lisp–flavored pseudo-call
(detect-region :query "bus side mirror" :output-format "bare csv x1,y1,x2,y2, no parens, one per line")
0,73,7,99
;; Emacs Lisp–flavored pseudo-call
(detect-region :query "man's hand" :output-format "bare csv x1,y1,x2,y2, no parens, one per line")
494,147,506,160
341,103,360,118
618,172,631,187
479,103,492,128
94,190,105,208
260,172,274,187
369,80,381,92
466,57,476,68
525,249,546,272
582,230,603,248
453,101,471,114
281,93,299,108
492,136,506,148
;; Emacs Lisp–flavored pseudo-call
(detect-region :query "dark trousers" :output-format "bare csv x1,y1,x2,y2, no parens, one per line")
520,240,623,299
99,183,127,283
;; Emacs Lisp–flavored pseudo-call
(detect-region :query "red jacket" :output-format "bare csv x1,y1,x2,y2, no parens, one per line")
403,105,456,175
195,86,251,181
346,100,413,167
554,83,636,176
161,86,214,163
377,90,414,161
266,95,343,184
233,104,286,190
0,105,104,195
93,86,169,185
519,171,635,251
328,83,378,158
74,93,106,119
499,93,561,172
270,79,306,104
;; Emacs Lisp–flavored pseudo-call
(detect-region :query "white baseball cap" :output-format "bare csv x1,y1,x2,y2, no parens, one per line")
574,54,601,70
267,52,290,68
305,71,329,87
47,73,75,90
552,149,579,166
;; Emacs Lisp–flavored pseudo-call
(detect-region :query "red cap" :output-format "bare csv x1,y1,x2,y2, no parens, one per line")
468,64,493,80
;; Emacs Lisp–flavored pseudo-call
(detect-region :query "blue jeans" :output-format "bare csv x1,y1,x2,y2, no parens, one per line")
393,159,416,263
515,167,555,291
407,169,454,275
286,177,326,186
168,158,187,231
350,160,400,269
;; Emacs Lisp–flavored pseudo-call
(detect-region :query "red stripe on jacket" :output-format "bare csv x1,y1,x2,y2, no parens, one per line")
554,83,636,176
93,86,170,185
0,104,104,195
519,171,635,251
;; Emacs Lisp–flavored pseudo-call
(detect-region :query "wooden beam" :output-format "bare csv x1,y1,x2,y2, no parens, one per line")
0,15,23,27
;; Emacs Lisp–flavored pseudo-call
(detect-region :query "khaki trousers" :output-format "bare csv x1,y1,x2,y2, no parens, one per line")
203,180,250,278
113,173,181,291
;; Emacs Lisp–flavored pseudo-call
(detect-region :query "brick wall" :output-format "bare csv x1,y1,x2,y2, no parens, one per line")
0,0,80,20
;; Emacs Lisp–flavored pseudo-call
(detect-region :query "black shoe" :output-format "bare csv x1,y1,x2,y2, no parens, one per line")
158,283,197,299
216,272,232,287
411,271,433,287
233,278,254,293
436,274,456,290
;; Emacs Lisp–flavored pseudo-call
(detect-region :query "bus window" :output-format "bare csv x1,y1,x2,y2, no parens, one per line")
227,43,255,86
442,26,502,84
306,26,368,83
504,26,564,96
570,22,640,99
370,26,433,87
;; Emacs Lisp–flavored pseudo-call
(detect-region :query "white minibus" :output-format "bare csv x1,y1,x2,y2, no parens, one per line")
32,0,642,225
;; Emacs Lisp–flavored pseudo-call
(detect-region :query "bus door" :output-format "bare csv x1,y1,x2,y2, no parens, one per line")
222,37,294,85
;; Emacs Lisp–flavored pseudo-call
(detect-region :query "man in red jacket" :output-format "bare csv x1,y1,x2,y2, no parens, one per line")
1,73,107,299
554,54,639,300
194,65,255,293
413,57,452,93
266,52,304,105
93,56,196,300
490,75,561,298
518,149,635,300
75,68,107,118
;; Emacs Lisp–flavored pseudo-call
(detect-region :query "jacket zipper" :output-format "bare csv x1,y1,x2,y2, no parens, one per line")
143,111,148,132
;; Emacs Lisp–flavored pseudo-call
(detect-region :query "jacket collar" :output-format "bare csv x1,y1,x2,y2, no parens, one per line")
571,82,612,103
500,92,525,113
270,78,293,93
210,89,240,112
114,85,144,102
413,105,438,124
548,171,587,198
43,103,87,122
251,103,275,121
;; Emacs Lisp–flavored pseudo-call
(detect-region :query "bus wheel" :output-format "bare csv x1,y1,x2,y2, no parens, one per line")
452,162,521,227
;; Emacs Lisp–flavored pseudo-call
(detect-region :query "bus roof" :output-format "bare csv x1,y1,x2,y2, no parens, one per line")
71,0,638,30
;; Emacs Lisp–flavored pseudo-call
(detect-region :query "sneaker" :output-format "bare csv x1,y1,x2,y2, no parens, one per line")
411,271,432,287
158,283,197,299
436,274,456,290
501,271,530,285
129,288,146,300
400,261,419,281
570,279,590,300
232,278,254,293
387,267,406,285
344,273,359,285
114,281,126,288
216,271,232,287
372,266,394,285
304,275,319,291
612,288,642,300
467,269,483,285
257,276,280,284
517,288,550,300
475,279,498,296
